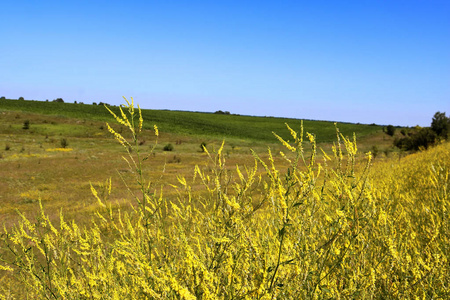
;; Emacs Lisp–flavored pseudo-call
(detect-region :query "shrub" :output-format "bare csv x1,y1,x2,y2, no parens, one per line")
22,120,30,130
18,96,24,101
394,127,437,151
5,144,10,151
53,98,64,103
60,138,68,148
169,155,181,163
383,147,393,157
400,128,407,136
200,142,207,152
163,143,174,151
0,96,5,100
371,145,379,158
385,124,396,136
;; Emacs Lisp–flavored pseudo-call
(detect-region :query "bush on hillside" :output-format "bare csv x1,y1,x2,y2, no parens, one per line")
163,143,174,151
60,138,68,148
394,127,436,151
385,125,396,136
22,120,30,130
394,111,449,151
200,142,207,152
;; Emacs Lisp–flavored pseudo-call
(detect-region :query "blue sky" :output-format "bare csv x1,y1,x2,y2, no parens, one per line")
1,1,449,126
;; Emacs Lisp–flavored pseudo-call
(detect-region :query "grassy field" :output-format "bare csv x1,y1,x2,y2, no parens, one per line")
0,99,399,224
3,98,432,298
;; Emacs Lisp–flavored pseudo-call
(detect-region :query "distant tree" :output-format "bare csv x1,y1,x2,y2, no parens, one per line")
431,111,449,139
0,96,5,100
93,102,97,105
214,110,230,115
74,100,78,104
385,125,396,136
53,98,64,103
414,128,437,149
18,97,24,101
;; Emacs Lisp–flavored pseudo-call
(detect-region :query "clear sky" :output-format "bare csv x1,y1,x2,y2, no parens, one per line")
1,1,449,126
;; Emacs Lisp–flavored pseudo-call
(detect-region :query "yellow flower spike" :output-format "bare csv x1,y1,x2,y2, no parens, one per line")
0,265,13,271
108,177,112,195
279,150,292,164
352,132,357,153
118,104,133,132
90,182,106,207
217,140,225,167
177,176,187,187
122,96,131,108
273,132,296,152
318,148,330,162
236,165,245,183
366,151,373,162
130,96,134,113
119,105,127,120
104,105,127,127
106,123,130,148
153,124,159,137
138,104,143,132
285,123,297,141
306,132,314,144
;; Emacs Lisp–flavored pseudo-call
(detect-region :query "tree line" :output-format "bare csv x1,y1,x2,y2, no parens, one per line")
390,112,450,151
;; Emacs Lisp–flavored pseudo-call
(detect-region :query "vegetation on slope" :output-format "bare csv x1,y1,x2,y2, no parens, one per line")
0,99,448,299
0,98,383,143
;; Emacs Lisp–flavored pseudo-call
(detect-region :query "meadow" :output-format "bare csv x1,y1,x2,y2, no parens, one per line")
0,98,391,226
1,98,447,299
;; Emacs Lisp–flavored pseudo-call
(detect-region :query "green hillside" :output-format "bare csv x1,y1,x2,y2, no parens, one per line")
0,98,383,143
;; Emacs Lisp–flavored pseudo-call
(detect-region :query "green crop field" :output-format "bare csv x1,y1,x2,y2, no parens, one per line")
0,98,383,143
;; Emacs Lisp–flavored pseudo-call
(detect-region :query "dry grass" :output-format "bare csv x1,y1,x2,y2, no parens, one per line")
0,110,293,228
